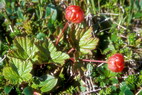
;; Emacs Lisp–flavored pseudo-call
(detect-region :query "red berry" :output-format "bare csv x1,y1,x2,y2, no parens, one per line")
107,53,124,72
65,5,84,23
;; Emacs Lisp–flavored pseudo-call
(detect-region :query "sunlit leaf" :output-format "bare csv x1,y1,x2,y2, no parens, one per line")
35,38,69,65
3,67,19,84
3,58,32,84
8,36,38,61
69,27,99,54
0,2,5,9
79,28,99,54
23,20,32,34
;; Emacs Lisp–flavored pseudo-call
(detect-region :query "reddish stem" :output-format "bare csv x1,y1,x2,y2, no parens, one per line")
67,48,75,54
56,22,69,45
69,57,107,63
81,59,107,63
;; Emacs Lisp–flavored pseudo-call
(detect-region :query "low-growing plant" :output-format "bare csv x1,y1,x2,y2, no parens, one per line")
0,0,142,94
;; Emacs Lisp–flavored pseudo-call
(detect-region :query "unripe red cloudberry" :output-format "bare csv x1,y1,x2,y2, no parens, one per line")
107,53,124,72
65,5,84,23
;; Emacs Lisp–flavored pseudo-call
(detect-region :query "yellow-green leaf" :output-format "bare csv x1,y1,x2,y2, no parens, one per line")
3,58,32,84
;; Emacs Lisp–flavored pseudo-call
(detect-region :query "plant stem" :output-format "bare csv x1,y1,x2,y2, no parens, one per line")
81,59,107,63
56,22,69,45
69,58,107,63
67,48,75,54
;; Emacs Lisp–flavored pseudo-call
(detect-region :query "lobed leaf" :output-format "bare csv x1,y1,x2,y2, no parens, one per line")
35,38,69,65
3,58,32,84
79,28,99,54
69,27,99,54
40,75,58,92
8,36,38,61
3,67,19,84
32,75,58,93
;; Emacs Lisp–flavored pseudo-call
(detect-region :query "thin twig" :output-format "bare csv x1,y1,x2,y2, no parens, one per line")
0,55,7,63
97,63,105,67
81,89,101,95
9,25,14,32
100,13,119,16
56,22,69,45
135,88,142,95
67,48,75,54
81,59,107,63
112,20,127,30
100,27,111,32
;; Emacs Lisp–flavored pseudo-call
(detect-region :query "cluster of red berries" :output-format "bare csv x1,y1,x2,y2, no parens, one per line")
64,5,125,72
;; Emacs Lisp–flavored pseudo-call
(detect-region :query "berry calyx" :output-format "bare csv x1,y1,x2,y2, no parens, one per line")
65,5,84,23
107,53,124,72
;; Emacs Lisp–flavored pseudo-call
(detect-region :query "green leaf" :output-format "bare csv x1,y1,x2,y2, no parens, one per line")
125,75,137,90
110,77,118,84
40,75,58,92
23,86,33,95
79,28,99,54
17,7,24,20
36,33,46,40
4,86,13,94
124,89,134,95
8,36,38,61
32,75,58,93
120,82,134,95
3,67,19,84
45,4,57,22
134,12,142,18
3,58,32,84
35,38,69,65
32,0,38,3
69,27,99,54
127,33,136,46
